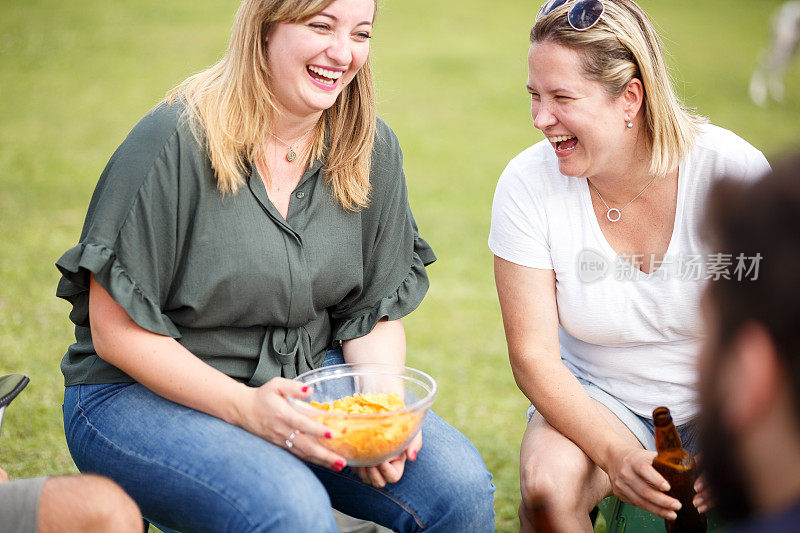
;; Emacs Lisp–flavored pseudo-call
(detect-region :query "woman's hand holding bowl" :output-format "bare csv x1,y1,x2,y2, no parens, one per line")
235,377,346,471
352,429,422,488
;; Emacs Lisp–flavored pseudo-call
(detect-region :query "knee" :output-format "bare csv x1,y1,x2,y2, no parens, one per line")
265,483,336,532
40,474,141,533
74,475,142,533
520,457,581,513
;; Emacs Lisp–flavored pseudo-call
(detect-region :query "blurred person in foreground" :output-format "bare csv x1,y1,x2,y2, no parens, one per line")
700,153,800,532
55,0,494,531
489,1,771,531
0,465,141,533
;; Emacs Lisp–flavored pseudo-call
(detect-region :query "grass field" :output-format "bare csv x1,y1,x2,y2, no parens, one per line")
1,0,799,531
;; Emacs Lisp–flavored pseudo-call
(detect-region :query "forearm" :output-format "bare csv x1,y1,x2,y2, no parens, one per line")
341,317,405,366
98,327,247,424
89,277,248,426
513,352,631,472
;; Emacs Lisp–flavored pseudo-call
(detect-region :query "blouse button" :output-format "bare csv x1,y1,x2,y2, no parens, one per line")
295,191,305,199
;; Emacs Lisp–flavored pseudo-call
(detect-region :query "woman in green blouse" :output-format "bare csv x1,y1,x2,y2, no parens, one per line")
57,0,495,531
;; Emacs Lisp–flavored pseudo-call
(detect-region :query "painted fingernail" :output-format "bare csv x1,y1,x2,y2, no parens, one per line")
325,431,333,439
302,386,309,393
335,460,345,468
332,464,342,472
410,450,417,461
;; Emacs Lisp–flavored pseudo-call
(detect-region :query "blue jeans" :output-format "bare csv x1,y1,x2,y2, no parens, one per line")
62,348,495,532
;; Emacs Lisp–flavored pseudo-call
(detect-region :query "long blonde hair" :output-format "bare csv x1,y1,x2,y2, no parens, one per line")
531,0,706,178
166,0,376,211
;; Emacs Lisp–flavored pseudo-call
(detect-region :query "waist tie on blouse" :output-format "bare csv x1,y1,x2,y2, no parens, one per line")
247,326,314,386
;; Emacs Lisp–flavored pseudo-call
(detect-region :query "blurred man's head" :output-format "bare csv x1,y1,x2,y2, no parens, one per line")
700,153,800,521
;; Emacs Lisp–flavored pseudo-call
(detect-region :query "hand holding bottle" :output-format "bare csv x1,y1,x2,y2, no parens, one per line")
652,407,707,533
605,446,683,519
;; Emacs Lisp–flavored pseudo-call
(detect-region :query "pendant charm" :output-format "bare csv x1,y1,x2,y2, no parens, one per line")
286,150,296,162
606,208,621,222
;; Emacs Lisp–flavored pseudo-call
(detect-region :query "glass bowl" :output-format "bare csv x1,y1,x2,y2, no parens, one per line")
289,363,437,466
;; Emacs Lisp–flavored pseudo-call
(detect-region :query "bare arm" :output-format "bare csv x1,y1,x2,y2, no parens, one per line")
89,276,247,424
88,275,344,468
341,317,405,366
495,257,626,465
495,256,678,515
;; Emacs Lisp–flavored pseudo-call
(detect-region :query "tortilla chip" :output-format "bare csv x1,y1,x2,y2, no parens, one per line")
310,393,421,464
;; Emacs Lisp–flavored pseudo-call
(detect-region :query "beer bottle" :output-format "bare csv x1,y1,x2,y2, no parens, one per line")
529,496,557,533
652,406,707,533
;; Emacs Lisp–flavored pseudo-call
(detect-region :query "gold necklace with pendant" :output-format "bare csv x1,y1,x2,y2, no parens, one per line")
269,126,315,163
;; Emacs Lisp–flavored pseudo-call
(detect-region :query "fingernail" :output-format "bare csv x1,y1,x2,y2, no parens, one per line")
669,512,678,520
325,431,332,439
335,460,345,468
673,502,682,511
662,483,671,492
302,386,309,393
332,464,342,472
410,450,417,461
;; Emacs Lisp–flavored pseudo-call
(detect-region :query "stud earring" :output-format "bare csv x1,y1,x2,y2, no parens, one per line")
627,122,634,129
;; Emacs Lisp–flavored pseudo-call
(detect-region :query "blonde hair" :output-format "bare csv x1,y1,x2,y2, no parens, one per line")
166,0,376,211
531,0,706,178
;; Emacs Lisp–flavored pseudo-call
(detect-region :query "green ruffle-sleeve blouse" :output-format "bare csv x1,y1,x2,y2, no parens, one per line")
56,102,436,387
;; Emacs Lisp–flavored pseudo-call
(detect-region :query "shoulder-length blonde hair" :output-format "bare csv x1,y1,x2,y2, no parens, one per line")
166,0,376,211
531,0,706,178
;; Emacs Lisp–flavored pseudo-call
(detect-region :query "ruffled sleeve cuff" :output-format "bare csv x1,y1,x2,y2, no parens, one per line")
333,236,435,341
55,242,181,338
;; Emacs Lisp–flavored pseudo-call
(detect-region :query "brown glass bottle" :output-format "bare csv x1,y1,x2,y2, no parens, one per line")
652,407,707,533
529,496,557,533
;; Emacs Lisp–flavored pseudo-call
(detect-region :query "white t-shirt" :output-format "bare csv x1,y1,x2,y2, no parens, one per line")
488,124,770,424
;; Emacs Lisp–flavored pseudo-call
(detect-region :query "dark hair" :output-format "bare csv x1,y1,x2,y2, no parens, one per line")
704,152,800,420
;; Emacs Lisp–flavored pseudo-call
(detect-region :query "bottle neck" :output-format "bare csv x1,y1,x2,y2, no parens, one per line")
654,423,683,452
653,407,684,452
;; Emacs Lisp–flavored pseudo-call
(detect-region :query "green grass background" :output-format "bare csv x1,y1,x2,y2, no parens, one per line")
1,0,799,531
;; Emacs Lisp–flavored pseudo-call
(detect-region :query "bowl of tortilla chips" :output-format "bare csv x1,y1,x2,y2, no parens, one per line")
290,363,437,466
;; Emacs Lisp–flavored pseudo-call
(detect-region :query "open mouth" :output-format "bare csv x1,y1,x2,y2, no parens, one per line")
548,135,578,153
307,65,344,86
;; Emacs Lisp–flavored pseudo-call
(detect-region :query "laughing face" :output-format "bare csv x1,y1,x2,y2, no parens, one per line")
527,41,634,179
266,0,375,121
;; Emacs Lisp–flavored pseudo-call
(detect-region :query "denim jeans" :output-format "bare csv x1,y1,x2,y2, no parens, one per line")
62,348,495,532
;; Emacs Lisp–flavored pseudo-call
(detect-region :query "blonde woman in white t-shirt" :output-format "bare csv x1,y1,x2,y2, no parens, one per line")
489,1,770,531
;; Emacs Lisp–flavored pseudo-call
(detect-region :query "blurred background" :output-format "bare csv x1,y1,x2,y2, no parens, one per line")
1,0,799,530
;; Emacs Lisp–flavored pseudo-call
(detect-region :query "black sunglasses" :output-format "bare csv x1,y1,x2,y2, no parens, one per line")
536,0,605,31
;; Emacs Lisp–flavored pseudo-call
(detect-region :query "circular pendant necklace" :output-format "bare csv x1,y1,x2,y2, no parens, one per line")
588,174,660,223
269,126,315,163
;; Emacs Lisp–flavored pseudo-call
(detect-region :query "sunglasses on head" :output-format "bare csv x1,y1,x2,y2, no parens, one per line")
536,0,605,31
